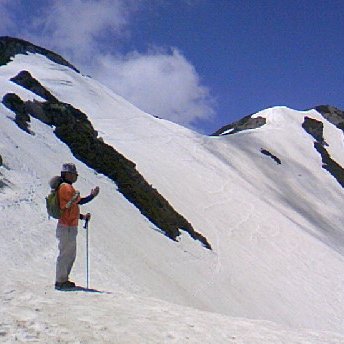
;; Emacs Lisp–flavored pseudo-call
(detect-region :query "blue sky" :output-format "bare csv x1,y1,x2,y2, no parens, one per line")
1,0,343,134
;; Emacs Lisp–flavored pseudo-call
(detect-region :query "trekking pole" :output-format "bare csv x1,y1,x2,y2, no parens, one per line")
84,218,90,289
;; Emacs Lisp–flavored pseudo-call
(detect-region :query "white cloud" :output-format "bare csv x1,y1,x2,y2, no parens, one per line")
93,48,216,128
5,0,216,130
26,0,132,63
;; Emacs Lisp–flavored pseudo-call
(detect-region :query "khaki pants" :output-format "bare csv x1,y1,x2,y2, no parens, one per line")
56,225,78,283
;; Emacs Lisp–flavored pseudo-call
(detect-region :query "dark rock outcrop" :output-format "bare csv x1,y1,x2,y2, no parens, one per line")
260,149,281,165
302,116,344,188
212,114,266,136
0,36,79,72
302,116,327,146
11,71,58,102
2,93,32,134
315,105,344,133
3,72,211,249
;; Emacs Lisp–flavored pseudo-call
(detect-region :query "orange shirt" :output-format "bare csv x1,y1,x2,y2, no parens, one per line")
57,183,81,227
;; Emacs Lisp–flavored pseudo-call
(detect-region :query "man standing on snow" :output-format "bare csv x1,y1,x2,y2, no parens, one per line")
55,163,99,290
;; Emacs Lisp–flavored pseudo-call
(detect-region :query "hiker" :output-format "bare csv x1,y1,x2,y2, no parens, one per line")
54,163,99,290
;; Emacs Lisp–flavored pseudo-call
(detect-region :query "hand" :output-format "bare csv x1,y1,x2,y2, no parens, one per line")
85,213,91,221
91,186,99,197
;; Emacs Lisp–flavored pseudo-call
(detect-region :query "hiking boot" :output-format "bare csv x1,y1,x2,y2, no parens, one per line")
55,280,76,290
55,282,64,290
64,280,76,288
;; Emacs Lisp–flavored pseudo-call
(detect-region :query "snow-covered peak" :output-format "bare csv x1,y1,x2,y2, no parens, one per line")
253,106,308,126
0,36,79,72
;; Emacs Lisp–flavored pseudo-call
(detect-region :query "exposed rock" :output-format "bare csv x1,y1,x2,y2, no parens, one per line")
315,105,344,133
25,100,51,124
314,142,344,188
260,149,281,165
11,71,58,102
2,93,32,134
212,114,266,136
3,69,212,249
0,36,79,72
302,116,327,145
302,116,344,188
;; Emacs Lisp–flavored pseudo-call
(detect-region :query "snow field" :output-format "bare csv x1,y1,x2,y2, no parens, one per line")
1,53,344,341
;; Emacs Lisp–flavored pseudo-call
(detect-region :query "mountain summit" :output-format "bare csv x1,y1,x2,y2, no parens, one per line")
0,36,79,72
1,37,344,341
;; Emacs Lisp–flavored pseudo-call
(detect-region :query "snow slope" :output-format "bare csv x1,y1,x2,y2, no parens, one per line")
2,283,344,343
1,52,344,342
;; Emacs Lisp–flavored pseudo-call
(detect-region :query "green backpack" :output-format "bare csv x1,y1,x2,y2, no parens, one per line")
46,176,63,219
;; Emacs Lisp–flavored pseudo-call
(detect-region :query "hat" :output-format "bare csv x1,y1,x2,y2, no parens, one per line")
61,163,78,175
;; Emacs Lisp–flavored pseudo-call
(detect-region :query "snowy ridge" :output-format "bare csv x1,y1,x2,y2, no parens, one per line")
1,49,344,342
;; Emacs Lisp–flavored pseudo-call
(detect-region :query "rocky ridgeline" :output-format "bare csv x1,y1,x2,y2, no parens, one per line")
211,113,266,136
0,36,79,72
315,105,344,132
